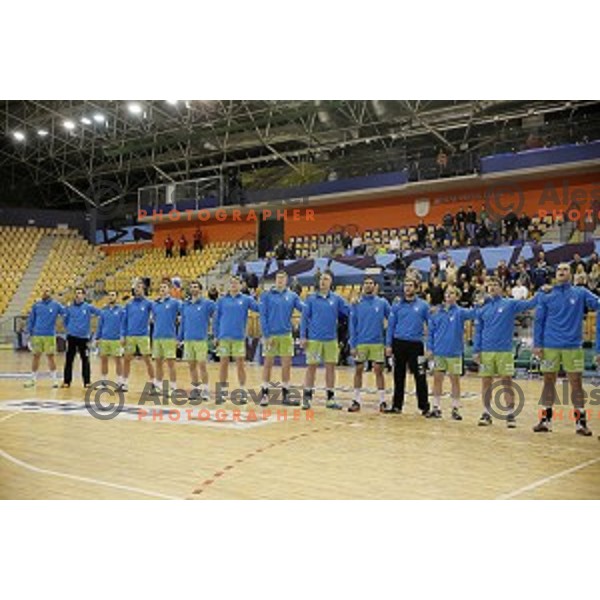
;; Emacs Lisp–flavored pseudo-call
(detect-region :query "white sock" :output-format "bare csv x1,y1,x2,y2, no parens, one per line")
354,388,361,403
262,381,269,393
123,377,129,385
378,390,386,404
451,397,460,409
117,375,123,385
50,371,58,382
31,372,37,381
170,381,177,391
433,395,441,409
200,383,208,394
154,378,161,388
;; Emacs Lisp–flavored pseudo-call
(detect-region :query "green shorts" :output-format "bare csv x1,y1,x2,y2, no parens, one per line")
540,348,584,373
152,338,177,359
434,356,462,375
98,340,123,357
306,339,339,365
354,343,385,364
263,334,294,357
218,339,245,358
124,335,151,356
30,335,56,354
479,351,514,377
184,340,208,362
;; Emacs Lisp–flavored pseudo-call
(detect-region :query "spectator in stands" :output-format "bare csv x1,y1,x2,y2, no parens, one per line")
503,211,518,243
341,230,352,251
588,263,600,294
472,259,485,282
442,212,454,238
434,224,446,247
178,234,188,258
291,276,303,296
465,205,477,242
445,258,458,285
574,264,588,287
475,220,489,246
497,260,510,287
193,227,202,252
586,251,598,273
458,280,474,307
275,240,287,261
455,207,466,245
531,253,552,289
511,279,529,300
571,252,586,274
207,284,219,302
314,267,322,289
426,276,444,305
480,204,489,225
287,241,297,260
389,232,401,253
352,233,364,255
457,261,472,282
392,253,407,283
246,271,259,292
164,235,174,258
416,220,428,249
488,217,501,246
518,212,531,241
429,262,440,282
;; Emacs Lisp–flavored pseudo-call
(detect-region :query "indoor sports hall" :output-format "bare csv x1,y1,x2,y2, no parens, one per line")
1,100,600,500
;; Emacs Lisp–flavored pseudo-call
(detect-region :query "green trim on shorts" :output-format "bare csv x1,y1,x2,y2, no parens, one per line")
30,335,56,354
98,339,122,357
479,351,514,377
263,334,294,357
540,348,584,373
152,338,177,359
124,335,151,356
306,339,339,365
433,355,462,375
218,339,245,358
354,343,385,364
183,340,208,362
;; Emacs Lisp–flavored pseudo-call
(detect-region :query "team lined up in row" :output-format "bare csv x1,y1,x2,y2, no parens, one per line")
25,263,600,435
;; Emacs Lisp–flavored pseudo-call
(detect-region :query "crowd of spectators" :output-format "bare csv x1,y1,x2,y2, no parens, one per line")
418,251,600,308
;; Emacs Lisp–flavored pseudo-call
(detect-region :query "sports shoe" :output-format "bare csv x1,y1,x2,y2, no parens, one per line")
287,398,301,407
576,423,592,437
149,385,161,396
384,406,402,414
478,412,492,426
326,400,343,410
259,396,269,407
188,388,201,401
118,383,128,392
533,419,552,433
379,401,387,413
506,414,517,428
451,407,463,421
348,400,361,413
23,379,36,388
426,408,442,419
302,397,311,411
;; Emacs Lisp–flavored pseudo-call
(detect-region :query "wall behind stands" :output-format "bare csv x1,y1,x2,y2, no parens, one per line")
0,206,92,239
284,171,600,238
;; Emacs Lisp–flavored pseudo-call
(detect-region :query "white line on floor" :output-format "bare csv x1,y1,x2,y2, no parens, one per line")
496,456,600,500
0,448,180,500
0,413,18,423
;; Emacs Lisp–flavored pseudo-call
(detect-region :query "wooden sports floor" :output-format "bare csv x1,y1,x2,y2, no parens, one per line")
1,350,599,500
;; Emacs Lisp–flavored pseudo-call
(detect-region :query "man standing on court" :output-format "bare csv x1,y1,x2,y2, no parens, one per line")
300,271,350,410
259,270,304,407
473,276,539,428
96,290,124,388
120,278,156,392
24,286,64,389
384,278,430,415
61,287,101,389
151,279,182,395
533,263,599,436
348,276,390,413
214,275,259,403
178,280,215,401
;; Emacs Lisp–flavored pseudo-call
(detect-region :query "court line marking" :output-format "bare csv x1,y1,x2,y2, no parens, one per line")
496,456,600,500
0,448,180,500
0,413,19,423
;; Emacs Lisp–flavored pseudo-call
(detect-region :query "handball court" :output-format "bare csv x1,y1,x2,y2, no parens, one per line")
1,351,599,500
